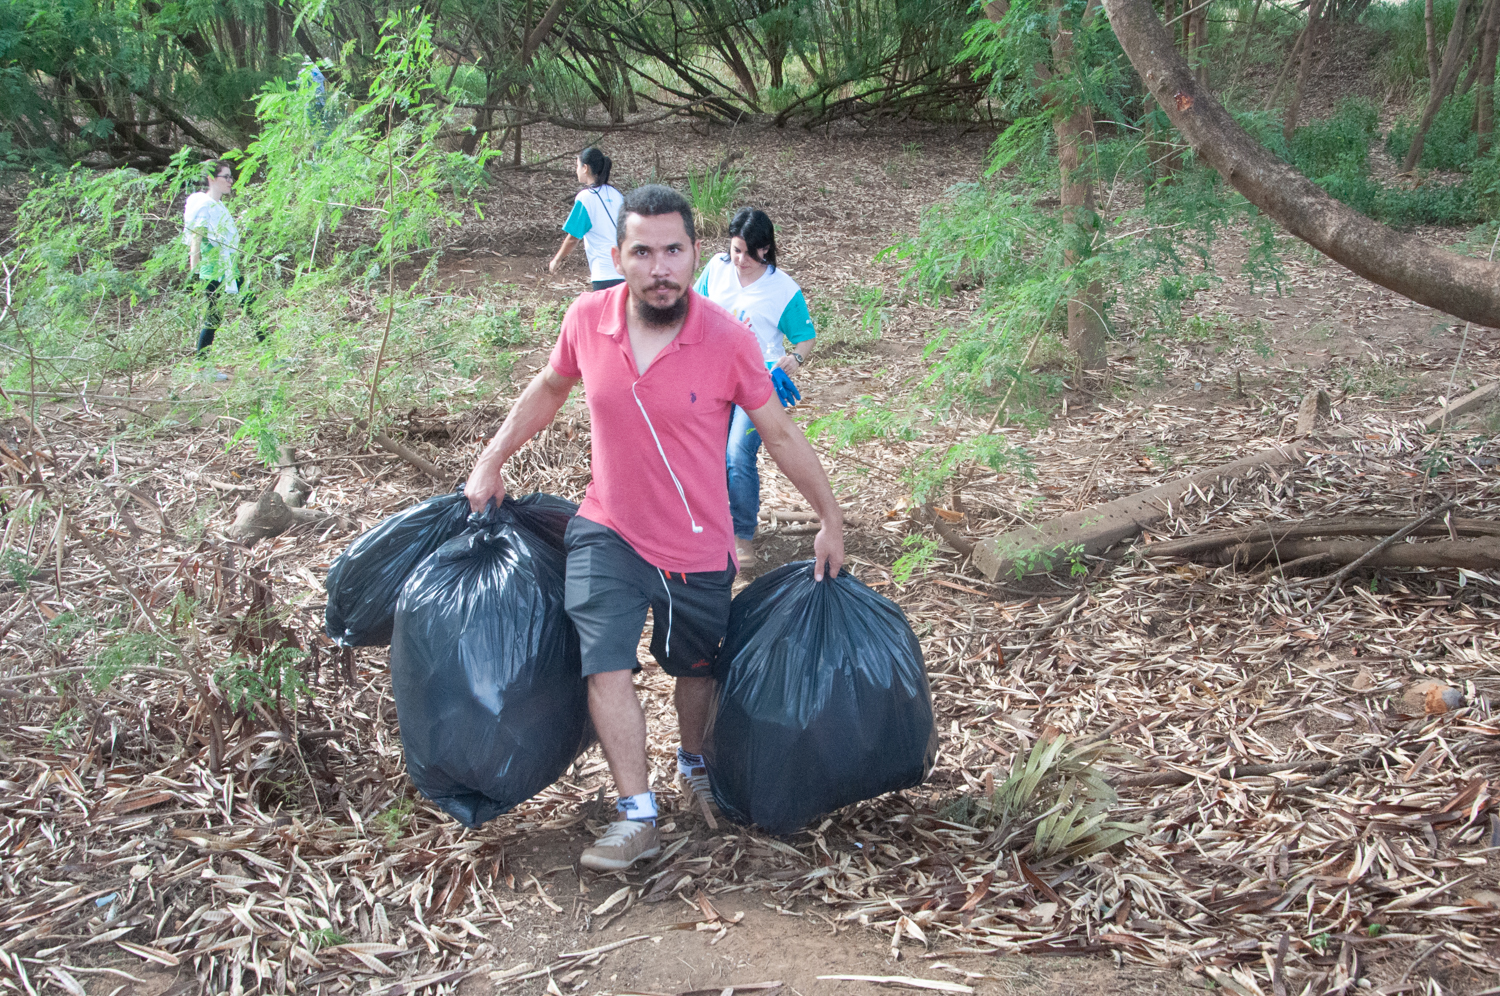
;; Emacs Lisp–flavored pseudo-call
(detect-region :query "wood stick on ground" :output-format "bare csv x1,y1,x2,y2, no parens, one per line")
1211,535,1500,572
353,419,445,480
1143,515,1500,558
1116,757,1335,788
1423,380,1499,432
1309,500,1458,611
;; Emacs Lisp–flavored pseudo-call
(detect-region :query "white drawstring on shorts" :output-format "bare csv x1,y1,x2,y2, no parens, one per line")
656,568,674,657
631,380,703,534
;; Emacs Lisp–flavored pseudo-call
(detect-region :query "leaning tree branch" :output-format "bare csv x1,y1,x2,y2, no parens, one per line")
1104,0,1500,328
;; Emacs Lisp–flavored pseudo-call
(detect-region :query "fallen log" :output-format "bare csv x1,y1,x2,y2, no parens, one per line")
971,444,1303,580
1201,536,1500,572
1143,515,1500,559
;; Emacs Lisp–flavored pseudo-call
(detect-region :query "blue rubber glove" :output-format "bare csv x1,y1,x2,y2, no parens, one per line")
771,366,802,408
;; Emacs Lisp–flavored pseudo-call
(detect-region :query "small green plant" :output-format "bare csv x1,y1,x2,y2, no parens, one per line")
893,534,941,584
215,647,311,715
1,550,33,591
87,632,168,691
304,928,350,952
1367,923,1386,938
46,707,85,748
687,166,749,237
1309,931,1331,954
473,305,528,348
372,795,416,843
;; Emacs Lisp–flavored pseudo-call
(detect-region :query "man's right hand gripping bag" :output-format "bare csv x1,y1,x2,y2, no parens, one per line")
389,498,589,829
705,562,937,835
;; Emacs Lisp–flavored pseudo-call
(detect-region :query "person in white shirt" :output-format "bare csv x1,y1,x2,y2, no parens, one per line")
693,208,817,567
549,148,626,290
181,159,260,357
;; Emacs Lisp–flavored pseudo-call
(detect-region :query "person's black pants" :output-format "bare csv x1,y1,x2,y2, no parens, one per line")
197,279,263,355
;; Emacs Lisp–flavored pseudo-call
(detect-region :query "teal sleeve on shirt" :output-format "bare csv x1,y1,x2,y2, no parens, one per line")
562,200,592,238
693,267,710,295
778,290,816,344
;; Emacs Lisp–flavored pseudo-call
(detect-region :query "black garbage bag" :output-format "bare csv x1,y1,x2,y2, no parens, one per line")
389,496,589,828
325,488,577,648
324,486,472,647
705,561,937,835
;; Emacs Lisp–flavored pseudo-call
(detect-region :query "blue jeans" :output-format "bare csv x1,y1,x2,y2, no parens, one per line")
726,405,761,540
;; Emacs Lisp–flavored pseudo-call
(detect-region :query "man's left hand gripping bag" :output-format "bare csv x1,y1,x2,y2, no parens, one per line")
390,499,591,828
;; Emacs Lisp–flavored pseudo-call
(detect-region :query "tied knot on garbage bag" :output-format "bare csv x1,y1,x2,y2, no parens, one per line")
703,560,937,836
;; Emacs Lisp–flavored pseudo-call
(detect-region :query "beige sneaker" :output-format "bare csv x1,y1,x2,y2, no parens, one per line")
735,537,756,569
580,819,661,872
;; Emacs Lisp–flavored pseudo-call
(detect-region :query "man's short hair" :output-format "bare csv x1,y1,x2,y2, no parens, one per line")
617,184,696,245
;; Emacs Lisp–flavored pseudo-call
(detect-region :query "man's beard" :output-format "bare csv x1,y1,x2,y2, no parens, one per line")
634,283,688,328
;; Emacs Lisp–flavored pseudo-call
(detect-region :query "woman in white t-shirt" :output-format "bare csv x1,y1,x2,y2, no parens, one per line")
693,208,817,567
548,148,625,290
181,159,261,358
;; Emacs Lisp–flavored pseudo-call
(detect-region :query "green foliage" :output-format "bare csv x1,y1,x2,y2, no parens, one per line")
1365,0,1462,95
215,647,311,715
687,166,749,237
304,928,350,952
805,396,920,448
1386,92,1478,171
372,795,417,842
87,632,170,691
3,16,510,464
893,534,941,584
0,549,33,591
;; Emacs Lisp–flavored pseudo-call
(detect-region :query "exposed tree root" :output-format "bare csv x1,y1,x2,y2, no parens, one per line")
227,447,333,544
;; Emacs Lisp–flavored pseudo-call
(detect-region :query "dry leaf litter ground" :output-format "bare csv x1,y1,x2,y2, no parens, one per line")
3,120,1500,996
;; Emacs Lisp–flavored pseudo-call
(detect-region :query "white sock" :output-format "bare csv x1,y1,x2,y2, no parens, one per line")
678,747,704,774
616,791,657,824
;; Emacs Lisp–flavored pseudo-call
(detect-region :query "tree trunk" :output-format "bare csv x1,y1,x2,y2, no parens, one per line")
1283,0,1326,143
1460,0,1494,94
1052,0,1107,370
265,1,281,61
1103,0,1500,328
1478,0,1500,149
1403,0,1475,170
1188,0,1211,88
1426,0,1442,85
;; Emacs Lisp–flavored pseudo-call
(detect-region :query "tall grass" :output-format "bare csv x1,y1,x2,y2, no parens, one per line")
686,166,749,237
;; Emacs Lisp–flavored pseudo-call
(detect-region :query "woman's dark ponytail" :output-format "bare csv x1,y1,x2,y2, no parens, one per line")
728,207,777,269
579,147,612,187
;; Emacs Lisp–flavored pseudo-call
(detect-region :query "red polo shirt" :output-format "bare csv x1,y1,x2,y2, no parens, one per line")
549,284,773,573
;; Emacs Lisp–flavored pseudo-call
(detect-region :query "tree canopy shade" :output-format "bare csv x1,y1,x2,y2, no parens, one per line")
1103,0,1500,328
0,0,987,167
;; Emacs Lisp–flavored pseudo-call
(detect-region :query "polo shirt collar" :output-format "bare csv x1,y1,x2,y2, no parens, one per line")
595,284,705,345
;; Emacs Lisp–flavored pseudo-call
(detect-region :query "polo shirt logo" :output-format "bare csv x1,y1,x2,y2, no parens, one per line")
690,391,697,403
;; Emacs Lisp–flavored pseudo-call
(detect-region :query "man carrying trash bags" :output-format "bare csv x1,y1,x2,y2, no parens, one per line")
463,186,847,871
325,186,936,872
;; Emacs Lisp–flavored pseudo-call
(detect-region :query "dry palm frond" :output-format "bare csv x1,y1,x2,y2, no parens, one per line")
940,735,1143,859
